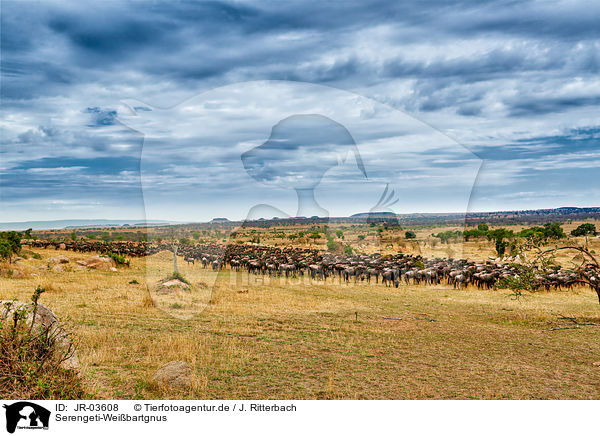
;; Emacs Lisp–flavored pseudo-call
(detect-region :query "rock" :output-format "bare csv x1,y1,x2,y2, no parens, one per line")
151,361,192,390
0,300,80,371
59,243,66,250
74,266,87,272
4,265,29,278
47,255,69,264
13,256,25,263
51,264,67,272
109,267,118,272
156,279,190,295
82,256,114,270
593,361,600,367
162,279,189,288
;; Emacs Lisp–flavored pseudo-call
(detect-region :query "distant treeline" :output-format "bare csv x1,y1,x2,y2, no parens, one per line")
434,222,597,256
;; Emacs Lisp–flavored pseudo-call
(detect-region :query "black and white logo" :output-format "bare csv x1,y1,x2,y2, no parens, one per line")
2,402,50,434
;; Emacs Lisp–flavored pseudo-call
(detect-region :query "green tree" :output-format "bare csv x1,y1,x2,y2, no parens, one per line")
571,223,597,237
543,222,565,239
487,228,514,256
405,230,416,239
0,231,22,262
463,229,486,241
0,240,12,261
477,223,489,232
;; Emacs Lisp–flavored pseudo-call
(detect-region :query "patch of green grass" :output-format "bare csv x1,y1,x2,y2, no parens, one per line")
167,271,191,285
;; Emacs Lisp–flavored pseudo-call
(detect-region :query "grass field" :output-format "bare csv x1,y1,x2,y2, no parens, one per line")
1,248,599,399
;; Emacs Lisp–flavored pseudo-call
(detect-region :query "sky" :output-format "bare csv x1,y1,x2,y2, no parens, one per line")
1,0,599,222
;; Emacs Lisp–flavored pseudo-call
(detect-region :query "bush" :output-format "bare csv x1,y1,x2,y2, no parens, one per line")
168,271,190,285
326,237,339,252
519,223,565,241
0,287,86,399
414,260,425,270
107,252,130,267
405,230,416,239
434,230,462,243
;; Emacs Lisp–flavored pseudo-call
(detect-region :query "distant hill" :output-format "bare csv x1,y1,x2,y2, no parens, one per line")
2,207,599,230
351,211,399,219
0,219,173,231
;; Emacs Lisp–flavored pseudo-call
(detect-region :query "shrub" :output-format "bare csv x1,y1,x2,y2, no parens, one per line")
107,252,130,267
405,230,416,239
0,287,86,399
326,237,339,252
434,230,462,244
168,271,190,285
414,260,425,270
519,223,565,241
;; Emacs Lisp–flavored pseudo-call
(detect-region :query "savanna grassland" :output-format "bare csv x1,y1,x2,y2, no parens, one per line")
1,231,599,399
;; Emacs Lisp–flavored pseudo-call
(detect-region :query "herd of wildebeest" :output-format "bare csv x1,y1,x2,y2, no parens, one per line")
25,239,599,292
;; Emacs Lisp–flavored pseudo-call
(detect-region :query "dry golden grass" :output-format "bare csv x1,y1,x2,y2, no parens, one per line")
1,247,599,399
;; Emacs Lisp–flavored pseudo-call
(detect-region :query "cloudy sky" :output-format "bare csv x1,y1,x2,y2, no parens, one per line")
1,0,598,222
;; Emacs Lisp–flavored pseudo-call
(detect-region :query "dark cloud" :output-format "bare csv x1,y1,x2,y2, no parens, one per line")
507,96,600,117
85,107,118,127
1,0,599,219
474,128,600,161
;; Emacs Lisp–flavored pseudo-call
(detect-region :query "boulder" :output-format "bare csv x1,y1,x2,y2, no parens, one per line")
82,256,114,270
51,264,68,272
156,278,190,295
151,361,192,390
0,300,80,371
59,243,67,250
47,255,69,264
0,264,28,278
162,279,190,289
